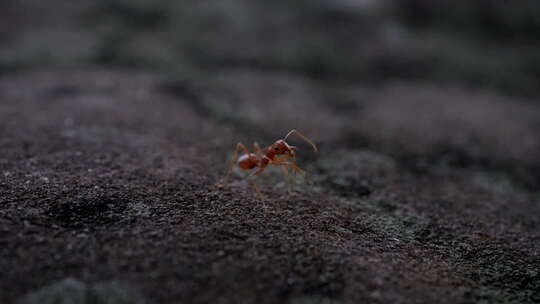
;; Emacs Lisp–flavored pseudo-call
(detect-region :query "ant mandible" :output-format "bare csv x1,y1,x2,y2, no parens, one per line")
221,129,318,197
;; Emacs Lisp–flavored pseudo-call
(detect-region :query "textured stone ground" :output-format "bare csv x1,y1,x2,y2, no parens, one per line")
1,69,539,304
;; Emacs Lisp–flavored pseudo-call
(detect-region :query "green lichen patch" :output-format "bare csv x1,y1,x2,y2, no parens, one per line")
19,278,146,304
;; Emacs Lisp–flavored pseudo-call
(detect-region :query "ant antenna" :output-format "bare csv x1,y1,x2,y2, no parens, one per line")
283,129,318,152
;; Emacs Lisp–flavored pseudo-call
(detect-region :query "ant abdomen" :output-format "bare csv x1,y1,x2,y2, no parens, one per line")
238,153,259,170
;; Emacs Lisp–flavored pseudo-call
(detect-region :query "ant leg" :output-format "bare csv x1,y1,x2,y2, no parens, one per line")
272,155,295,189
248,177,263,199
269,160,293,167
270,162,301,194
244,156,269,196
224,142,250,183
253,142,264,159
280,166,293,193
249,165,267,177
272,155,292,165
272,159,312,184
290,163,313,184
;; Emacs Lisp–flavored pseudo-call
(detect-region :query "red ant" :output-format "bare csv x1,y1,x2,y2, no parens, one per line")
221,129,318,197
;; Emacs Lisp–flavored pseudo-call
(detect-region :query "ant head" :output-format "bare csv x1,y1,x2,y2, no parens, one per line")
271,140,295,156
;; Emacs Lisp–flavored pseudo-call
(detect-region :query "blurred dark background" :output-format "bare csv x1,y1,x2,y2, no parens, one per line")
2,2,540,303
2,0,540,97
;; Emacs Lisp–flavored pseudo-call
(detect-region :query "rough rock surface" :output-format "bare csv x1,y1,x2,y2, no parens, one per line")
1,69,539,304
